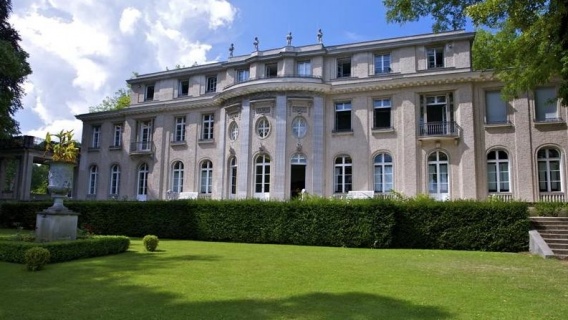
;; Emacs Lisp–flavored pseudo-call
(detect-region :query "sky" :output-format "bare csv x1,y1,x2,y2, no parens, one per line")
10,0,454,140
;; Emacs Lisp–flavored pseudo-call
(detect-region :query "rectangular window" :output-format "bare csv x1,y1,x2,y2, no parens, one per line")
485,90,508,124
112,124,122,147
237,69,249,83
138,120,152,151
266,63,277,78
201,114,214,140
335,102,352,132
206,76,217,93
145,84,155,101
373,99,391,129
91,126,101,148
374,54,391,74
337,57,351,78
535,87,559,122
427,47,444,68
179,80,189,96
297,60,311,77
174,116,186,142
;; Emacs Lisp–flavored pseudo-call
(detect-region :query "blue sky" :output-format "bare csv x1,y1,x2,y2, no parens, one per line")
10,0,460,139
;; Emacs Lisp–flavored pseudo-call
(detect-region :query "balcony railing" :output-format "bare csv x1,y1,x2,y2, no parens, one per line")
488,193,513,202
539,193,565,202
130,141,155,155
419,121,462,140
224,74,323,90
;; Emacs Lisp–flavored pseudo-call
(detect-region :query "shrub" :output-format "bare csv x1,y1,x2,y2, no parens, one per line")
143,235,159,252
534,202,568,217
24,247,50,271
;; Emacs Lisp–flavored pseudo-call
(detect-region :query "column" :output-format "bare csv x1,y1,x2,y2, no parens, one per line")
237,99,251,199
272,95,287,199
311,96,324,196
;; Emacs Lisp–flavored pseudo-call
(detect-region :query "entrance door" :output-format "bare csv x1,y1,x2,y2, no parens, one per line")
428,151,449,200
290,153,307,199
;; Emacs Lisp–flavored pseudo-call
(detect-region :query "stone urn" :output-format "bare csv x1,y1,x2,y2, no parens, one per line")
36,161,79,241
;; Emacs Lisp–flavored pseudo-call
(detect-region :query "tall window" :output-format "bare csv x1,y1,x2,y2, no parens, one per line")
201,114,214,140
485,90,508,124
138,120,152,151
112,124,122,147
206,76,217,93
179,79,189,96
266,63,277,78
237,69,249,82
200,160,213,194
255,155,271,193
334,155,352,193
137,163,149,196
335,102,352,132
374,54,391,74
538,148,562,192
88,165,98,195
297,60,311,77
174,116,186,142
337,57,351,78
428,151,449,197
427,47,444,68
109,164,120,196
229,157,237,196
91,125,101,149
291,117,307,138
256,117,270,138
374,153,393,193
373,99,391,129
145,84,155,101
171,161,184,193
487,150,510,193
535,87,559,122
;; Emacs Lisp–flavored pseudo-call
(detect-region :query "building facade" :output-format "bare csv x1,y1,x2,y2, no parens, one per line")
75,30,568,202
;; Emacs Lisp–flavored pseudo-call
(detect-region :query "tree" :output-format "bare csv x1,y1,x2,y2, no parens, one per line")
0,0,32,138
30,163,48,194
89,88,131,113
383,0,568,105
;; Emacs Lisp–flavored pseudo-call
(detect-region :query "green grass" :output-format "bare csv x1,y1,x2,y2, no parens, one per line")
1,233,567,319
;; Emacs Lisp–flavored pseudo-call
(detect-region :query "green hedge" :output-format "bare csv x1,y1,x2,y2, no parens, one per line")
0,198,528,252
0,236,130,264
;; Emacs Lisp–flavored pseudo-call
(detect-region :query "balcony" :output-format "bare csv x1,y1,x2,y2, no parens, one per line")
129,141,155,156
418,121,461,144
539,192,565,202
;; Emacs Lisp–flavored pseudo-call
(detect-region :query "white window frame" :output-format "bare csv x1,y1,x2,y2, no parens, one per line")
485,90,508,124
88,165,98,195
373,98,392,129
112,124,122,147
291,116,307,138
206,76,217,93
200,160,213,194
535,87,560,122
487,150,510,193
297,60,311,77
174,116,186,142
334,102,352,132
256,117,271,139
228,121,239,141
237,69,250,83
427,47,444,69
91,125,101,148
229,157,237,197
179,79,189,97
374,53,391,74
201,114,214,140
171,161,184,193
428,151,449,200
538,148,562,192
374,153,393,193
109,164,120,196
137,163,149,196
337,57,351,78
255,155,271,194
334,155,352,193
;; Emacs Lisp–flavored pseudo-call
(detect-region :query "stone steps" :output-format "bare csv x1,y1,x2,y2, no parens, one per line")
530,217,568,259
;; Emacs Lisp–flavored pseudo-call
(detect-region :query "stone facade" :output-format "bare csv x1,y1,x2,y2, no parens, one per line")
75,30,568,202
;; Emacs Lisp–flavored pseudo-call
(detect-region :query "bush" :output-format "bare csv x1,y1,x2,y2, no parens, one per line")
143,235,159,252
24,247,50,271
534,202,568,217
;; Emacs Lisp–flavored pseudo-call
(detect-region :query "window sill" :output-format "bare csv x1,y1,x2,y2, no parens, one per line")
170,140,187,146
87,147,100,152
332,129,354,136
198,139,215,144
373,71,397,77
534,118,565,126
108,146,122,151
484,121,513,128
371,127,394,134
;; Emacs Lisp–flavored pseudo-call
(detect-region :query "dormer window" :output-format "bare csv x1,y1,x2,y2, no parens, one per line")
206,76,217,93
427,47,444,69
145,84,155,101
237,69,250,83
374,54,391,74
179,80,189,97
266,63,277,78
337,57,351,78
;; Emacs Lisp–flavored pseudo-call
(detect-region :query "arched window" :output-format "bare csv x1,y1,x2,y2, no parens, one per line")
171,161,184,193
88,165,98,195
374,153,393,193
334,155,352,193
538,148,562,192
255,155,271,193
137,163,149,196
229,157,237,196
291,153,307,165
109,164,121,196
487,150,510,193
200,160,213,194
428,151,449,199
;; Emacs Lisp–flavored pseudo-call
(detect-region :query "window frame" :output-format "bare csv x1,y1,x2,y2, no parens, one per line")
91,125,101,149
336,57,352,78
374,153,393,193
265,63,278,78
171,161,184,193
237,69,250,83
373,98,392,129
334,101,352,132
297,60,312,77
487,150,510,193
374,53,391,74
200,160,213,194
485,90,509,124
201,113,215,140
334,155,353,194
255,154,271,193
534,87,560,122
427,47,444,69
109,164,121,196
112,124,122,148
145,84,155,101
256,117,271,139
229,157,238,196
137,163,149,196
179,79,189,97
206,75,217,93
537,148,562,192
291,116,308,138
174,116,186,142
88,165,98,195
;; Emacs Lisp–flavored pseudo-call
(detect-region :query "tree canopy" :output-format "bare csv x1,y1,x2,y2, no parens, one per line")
383,0,568,105
0,0,32,138
89,88,131,113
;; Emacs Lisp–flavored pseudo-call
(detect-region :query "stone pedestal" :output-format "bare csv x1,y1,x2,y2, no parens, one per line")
36,208,79,242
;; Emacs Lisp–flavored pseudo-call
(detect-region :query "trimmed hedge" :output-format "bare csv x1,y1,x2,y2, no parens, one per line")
0,236,130,264
0,198,529,252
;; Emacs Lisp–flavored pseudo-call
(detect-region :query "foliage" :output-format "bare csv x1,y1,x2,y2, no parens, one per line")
0,0,32,139
0,236,130,264
89,88,131,113
2,158,17,192
44,129,79,163
30,164,49,194
142,235,159,252
24,247,50,271
383,0,568,105
533,202,568,217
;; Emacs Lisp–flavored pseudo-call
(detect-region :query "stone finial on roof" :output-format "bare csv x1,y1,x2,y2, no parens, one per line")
317,29,323,44
286,32,292,46
253,37,259,51
229,43,234,57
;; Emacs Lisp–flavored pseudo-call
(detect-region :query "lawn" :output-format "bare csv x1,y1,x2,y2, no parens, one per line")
1,231,567,319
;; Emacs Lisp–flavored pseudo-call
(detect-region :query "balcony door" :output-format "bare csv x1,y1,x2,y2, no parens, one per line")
428,151,449,201
422,94,453,135
138,120,152,151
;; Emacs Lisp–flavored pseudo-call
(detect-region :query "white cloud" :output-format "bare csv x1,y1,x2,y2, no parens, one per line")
10,0,238,139
119,7,141,35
